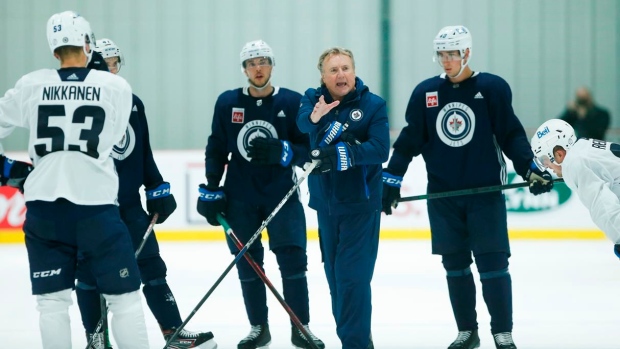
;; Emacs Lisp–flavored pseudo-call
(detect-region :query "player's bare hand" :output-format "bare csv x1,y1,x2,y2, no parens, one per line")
310,95,340,123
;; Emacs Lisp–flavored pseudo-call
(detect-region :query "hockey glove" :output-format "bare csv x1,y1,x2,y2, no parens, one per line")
0,155,33,193
382,169,403,215
145,182,177,224
197,184,226,226
614,244,620,260
318,121,345,147
340,132,361,146
247,137,293,167
525,161,554,195
309,142,352,174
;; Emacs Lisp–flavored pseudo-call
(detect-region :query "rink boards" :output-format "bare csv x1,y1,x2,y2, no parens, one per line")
0,150,604,243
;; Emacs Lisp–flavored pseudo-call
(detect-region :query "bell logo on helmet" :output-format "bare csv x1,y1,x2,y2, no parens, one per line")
537,126,550,139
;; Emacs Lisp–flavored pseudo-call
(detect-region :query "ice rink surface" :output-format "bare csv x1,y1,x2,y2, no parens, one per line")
1,239,619,349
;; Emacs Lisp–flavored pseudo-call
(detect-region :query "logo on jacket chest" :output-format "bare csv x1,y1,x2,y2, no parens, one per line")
111,123,136,160
237,120,279,162
435,102,475,147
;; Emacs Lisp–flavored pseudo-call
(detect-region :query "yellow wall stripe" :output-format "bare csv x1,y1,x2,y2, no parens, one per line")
0,228,605,244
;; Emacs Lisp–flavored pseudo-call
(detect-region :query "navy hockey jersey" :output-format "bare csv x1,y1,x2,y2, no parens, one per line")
205,87,309,207
388,72,534,193
112,94,163,207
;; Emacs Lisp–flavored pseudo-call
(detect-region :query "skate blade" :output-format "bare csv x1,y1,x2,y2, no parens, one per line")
256,341,271,349
197,339,218,349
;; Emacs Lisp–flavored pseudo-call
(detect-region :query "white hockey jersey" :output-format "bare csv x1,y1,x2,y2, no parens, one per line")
562,138,620,243
0,68,132,205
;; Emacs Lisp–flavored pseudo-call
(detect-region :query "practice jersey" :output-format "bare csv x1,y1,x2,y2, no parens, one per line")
205,86,308,207
0,67,132,205
111,94,164,208
388,72,533,193
562,138,620,244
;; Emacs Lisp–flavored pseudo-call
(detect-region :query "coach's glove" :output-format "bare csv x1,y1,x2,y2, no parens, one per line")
340,132,361,146
318,121,345,147
197,184,226,226
145,182,177,224
309,142,352,174
0,155,33,193
525,161,553,195
247,137,293,167
382,169,403,215
614,245,620,260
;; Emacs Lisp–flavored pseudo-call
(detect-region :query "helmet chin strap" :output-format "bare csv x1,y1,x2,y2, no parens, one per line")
447,54,470,79
248,76,272,91
83,45,93,66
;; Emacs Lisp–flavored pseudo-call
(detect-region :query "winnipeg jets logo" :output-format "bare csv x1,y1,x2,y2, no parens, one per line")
165,293,177,305
435,102,475,147
349,109,363,121
448,116,462,132
111,123,136,160
237,120,279,162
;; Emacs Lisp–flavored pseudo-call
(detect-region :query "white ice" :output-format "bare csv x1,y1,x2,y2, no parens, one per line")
1,239,619,349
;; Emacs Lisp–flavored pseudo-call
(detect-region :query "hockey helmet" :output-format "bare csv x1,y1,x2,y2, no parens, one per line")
530,119,576,168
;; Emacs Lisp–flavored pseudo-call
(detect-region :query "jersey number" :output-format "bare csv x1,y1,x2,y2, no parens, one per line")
35,105,105,158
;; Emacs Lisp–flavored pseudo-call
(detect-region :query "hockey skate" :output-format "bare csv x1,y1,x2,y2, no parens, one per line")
291,324,325,349
238,324,271,349
162,327,217,349
448,329,480,349
493,332,517,349
86,330,113,349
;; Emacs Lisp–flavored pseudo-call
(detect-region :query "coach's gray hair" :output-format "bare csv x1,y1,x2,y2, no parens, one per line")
317,47,355,84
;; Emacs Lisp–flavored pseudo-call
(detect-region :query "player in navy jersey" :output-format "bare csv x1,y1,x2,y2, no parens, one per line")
0,11,150,349
73,38,216,349
382,26,553,349
297,47,390,349
197,40,324,349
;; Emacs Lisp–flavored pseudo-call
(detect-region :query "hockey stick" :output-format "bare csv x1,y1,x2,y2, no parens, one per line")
163,161,319,348
134,213,159,258
85,213,159,349
217,214,320,349
398,178,564,202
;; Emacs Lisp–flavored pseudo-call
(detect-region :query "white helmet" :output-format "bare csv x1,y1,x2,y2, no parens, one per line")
530,119,576,168
432,25,472,76
433,25,472,56
240,40,275,69
95,38,125,66
47,11,95,62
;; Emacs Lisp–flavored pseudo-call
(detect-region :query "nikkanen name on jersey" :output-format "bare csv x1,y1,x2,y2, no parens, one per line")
42,85,101,101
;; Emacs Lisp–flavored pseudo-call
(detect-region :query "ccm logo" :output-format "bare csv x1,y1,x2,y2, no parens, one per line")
149,188,170,197
281,142,290,162
200,192,223,200
33,268,61,278
383,177,402,186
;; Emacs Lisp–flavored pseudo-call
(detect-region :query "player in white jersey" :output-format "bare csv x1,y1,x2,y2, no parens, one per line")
531,119,620,257
0,11,149,349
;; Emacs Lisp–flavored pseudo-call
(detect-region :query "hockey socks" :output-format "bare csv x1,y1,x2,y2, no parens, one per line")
142,280,183,329
480,270,513,334
446,268,478,330
241,277,269,325
282,274,310,325
75,283,103,333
